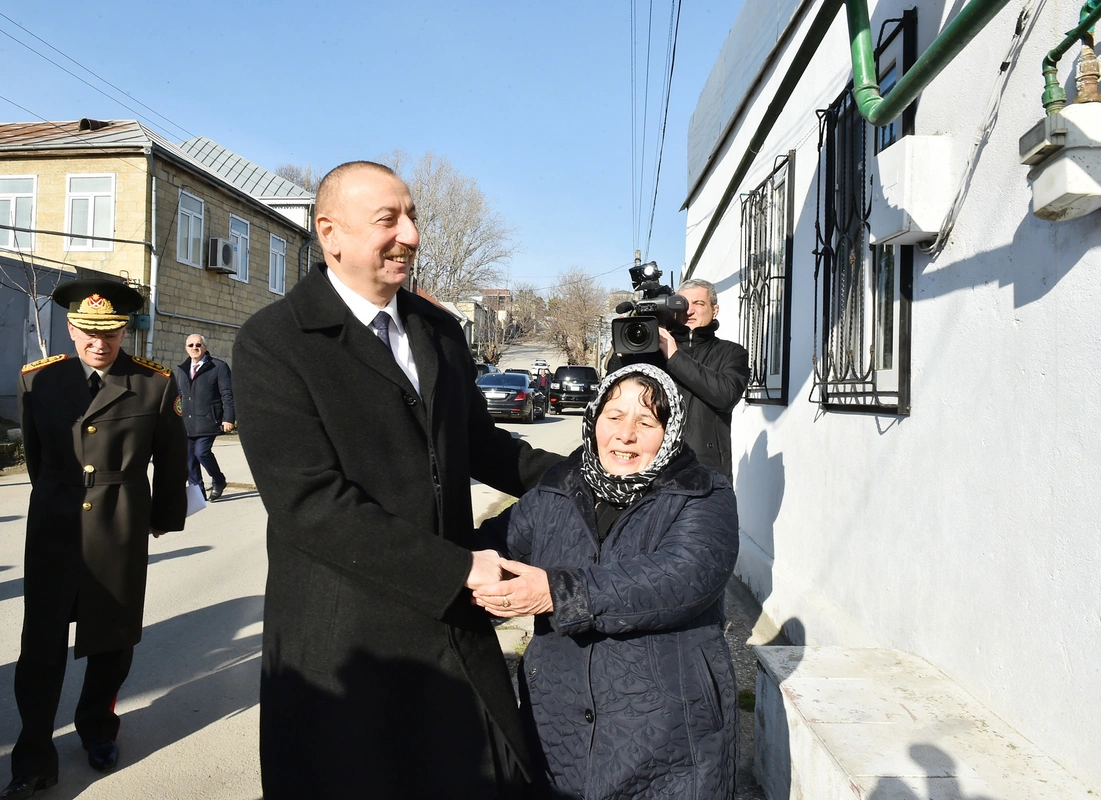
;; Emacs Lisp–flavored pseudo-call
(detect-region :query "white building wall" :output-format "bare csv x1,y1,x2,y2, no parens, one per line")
686,0,1101,787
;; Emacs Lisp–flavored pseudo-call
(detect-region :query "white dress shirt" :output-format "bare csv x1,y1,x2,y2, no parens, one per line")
325,268,421,396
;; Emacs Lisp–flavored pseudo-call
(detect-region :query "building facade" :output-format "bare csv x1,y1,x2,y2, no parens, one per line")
685,0,1100,790
0,119,312,416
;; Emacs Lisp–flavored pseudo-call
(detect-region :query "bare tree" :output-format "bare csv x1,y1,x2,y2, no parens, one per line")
0,251,56,360
510,282,546,339
273,163,324,193
379,150,518,301
547,268,606,366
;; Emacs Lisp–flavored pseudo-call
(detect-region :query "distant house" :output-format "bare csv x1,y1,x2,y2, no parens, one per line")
0,118,313,417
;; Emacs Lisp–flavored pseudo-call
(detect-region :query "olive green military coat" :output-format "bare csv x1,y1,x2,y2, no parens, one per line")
18,351,188,658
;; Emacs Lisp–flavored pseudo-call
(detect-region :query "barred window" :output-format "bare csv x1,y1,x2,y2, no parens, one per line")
811,11,914,414
740,152,794,404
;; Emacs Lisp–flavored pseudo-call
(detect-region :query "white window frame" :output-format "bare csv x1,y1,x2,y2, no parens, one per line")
269,234,287,295
65,173,115,252
0,174,36,252
177,189,205,267
229,215,250,282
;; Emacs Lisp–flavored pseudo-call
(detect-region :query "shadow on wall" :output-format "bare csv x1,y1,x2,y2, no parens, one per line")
868,744,999,800
734,430,786,602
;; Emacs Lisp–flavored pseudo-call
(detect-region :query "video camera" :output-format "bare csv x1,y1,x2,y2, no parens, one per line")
611,261,688,355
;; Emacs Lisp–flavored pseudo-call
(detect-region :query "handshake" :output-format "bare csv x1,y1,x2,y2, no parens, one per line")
465,549,554,617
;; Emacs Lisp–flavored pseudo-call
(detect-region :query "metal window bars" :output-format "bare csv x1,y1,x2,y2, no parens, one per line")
740,151,795,405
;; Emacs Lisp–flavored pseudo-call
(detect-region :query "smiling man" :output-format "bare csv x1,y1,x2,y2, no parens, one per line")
233,161,560,799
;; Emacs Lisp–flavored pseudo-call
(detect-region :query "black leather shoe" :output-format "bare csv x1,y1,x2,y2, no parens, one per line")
1,775,58,798
87,741,118,772
209,483,225,501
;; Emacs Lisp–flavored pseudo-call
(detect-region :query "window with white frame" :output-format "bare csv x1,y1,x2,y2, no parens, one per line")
177,190,204,267
269,234,286,294
229,215,250,281
0,175,36,251
739,152,794,405
66,174,115,251
810,11,914,414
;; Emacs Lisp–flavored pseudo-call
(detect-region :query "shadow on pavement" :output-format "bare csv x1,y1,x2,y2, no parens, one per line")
147,546,212,565
208,491,260,504
0,595,264,796
0,575,22,603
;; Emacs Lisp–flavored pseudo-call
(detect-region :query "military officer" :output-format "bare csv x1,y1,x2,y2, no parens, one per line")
3,280,188,799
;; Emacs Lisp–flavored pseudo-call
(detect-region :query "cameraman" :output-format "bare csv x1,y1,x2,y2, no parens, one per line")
608,278,749,480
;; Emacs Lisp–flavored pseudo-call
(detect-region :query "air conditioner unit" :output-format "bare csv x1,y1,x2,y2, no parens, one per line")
207,238,235,273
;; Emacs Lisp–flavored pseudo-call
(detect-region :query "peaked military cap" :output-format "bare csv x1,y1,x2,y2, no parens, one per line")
53,279,143,331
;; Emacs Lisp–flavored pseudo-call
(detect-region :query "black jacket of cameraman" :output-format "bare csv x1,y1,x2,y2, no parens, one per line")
608,321,749,480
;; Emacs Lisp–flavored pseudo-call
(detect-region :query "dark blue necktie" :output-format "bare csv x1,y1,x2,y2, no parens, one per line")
88,372,101,399
371,311,393,355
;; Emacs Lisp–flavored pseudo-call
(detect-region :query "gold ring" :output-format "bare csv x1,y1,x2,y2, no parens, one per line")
502,596,511,608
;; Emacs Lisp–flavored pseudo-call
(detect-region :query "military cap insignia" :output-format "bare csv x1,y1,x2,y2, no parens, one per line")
174,395,183,416
21,353,68,374
130,355,172,378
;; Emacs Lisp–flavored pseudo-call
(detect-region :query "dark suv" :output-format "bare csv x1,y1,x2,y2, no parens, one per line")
548,365,600,414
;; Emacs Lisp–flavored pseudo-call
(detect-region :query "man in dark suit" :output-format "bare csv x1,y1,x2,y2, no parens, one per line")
172,334,235,501
4,280,188,799
233,161,559,799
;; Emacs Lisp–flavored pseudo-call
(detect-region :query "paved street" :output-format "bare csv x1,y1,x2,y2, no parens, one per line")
0,339,769,798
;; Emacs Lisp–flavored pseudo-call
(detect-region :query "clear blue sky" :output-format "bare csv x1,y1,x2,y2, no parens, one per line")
0,1,742,295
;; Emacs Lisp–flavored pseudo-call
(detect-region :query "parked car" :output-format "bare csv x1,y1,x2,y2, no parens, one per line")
475,362,500,380
505,368,534,378
531,358,550,371
526,377,549,418
548,365,600,414
476,372,541,423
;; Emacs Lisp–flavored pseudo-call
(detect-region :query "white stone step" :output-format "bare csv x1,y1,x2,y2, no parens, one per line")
754,647,1093,799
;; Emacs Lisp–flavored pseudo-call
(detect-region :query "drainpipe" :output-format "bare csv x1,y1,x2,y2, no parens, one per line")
846,0,1013,126
146,148,158,360
1040,0,1101,113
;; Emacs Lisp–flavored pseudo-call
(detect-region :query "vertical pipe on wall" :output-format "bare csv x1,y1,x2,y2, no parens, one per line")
146,148,158,360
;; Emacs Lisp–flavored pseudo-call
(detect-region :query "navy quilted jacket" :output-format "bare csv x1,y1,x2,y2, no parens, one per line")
505,447,740,799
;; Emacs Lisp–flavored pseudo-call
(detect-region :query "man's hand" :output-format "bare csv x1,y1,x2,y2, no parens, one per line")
464,549,505,590
658,326,678,359
473,559,553,617
151,529,167,538
221,421,234,433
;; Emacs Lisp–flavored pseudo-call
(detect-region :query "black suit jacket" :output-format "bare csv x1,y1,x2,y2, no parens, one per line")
234,266,560,798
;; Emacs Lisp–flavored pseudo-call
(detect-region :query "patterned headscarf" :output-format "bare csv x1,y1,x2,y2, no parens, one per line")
580,363,686,506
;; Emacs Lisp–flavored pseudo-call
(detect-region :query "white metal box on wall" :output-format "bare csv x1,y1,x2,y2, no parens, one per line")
868,135,958,244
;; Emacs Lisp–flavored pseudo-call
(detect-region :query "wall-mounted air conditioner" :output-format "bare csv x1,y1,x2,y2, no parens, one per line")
207,238,235,273
869,135,958,245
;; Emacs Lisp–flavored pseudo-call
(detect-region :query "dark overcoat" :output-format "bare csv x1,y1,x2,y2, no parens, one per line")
233,266,560,799
505,449,740,799
172,355,235,437
18,352,188,658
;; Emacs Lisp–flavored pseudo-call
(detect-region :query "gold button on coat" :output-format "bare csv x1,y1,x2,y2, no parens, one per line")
82,502,93,511
86,425,97,434
84,465,95,473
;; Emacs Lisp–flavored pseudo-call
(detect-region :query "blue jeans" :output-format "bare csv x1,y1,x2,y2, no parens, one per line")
187,436,225,488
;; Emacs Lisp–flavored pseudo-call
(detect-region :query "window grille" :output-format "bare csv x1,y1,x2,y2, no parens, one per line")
740,151,795,404
811,11,915,415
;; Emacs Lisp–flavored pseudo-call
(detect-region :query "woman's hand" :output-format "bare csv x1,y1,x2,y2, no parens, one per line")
473,559,554,617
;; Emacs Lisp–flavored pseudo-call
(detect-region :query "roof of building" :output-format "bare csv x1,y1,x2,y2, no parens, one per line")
176,136,312,200
0,119,311,232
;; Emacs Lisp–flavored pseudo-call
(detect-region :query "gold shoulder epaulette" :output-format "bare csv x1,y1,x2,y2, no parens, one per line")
131,355,171,378
21,354,68,374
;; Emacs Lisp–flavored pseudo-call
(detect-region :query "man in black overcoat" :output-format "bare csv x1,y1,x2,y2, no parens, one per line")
233,161,560,799
172,334,235,500
4,280,188,799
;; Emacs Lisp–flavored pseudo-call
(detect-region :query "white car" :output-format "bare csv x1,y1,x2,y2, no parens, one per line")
531,358,550,370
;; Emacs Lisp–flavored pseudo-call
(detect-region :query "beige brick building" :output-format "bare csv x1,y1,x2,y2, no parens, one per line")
0,118,312,407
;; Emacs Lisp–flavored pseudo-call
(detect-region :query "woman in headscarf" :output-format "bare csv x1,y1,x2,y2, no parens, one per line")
474,364,740,799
